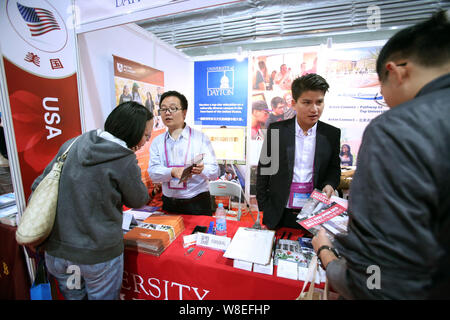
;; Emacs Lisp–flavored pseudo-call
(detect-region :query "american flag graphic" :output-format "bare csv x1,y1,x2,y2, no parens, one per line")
17,2,60,37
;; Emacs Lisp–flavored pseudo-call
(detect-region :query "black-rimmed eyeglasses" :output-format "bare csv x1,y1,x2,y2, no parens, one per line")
159,105,183,114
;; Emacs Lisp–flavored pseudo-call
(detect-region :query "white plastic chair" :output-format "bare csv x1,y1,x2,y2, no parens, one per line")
209,180,244,220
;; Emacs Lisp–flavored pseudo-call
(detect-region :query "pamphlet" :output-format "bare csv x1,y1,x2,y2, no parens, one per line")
296,189,349,237
179,153,204,184
274,238,325,283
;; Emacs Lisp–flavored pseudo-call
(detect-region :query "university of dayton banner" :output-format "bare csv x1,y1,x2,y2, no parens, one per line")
0,0,82,200
194,58,248,127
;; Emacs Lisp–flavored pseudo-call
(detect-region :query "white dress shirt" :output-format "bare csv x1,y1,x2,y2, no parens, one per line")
293,121,317,183
286,121,317,208
149,124,219,199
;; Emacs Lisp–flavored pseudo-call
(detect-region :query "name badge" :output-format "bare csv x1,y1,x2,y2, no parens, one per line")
288,182,313,209
168,178,187,190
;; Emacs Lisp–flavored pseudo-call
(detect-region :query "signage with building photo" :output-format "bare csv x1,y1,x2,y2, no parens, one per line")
194,58,248,127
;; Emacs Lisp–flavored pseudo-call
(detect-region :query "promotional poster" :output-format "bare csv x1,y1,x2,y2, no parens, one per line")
0,0,82,200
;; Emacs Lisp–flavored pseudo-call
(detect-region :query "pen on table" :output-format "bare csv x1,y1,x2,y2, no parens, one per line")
280,231,286,239
287,232,292,240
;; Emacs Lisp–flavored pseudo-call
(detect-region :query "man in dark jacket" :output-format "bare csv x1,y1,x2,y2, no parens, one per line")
312,10,450,299
257,74,341,230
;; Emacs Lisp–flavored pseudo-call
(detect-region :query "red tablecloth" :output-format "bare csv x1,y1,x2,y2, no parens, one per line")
0,223,30,299
121,213,323,300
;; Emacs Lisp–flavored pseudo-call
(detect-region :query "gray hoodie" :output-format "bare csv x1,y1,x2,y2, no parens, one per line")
32,130,149,264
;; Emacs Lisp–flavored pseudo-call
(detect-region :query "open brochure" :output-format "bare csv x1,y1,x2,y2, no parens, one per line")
296,189,349,237
179,153,204,184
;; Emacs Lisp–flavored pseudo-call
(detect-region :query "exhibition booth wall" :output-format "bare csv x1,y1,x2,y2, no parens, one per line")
78,23,193,132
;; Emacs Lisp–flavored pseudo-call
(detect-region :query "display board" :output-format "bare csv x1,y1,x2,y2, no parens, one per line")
194,58,248,127
201,127,246,162
113,55,166,189
113,55,165,130
249,43,387,167
322,46,387,166
0,0,82,201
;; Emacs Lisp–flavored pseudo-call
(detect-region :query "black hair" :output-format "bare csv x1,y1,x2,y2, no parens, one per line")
291,73,329,101
270,96,286,109
340,144,352,156
376,10,450,82
104,101,153,148
159,90,188,110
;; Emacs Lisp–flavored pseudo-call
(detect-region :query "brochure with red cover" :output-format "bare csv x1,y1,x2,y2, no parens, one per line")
296,189,349,236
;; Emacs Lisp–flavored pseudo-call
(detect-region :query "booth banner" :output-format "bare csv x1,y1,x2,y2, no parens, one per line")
322,46,387,166
113,55,165,189
113,55,165,130
194,58,248,127
249,45,387,166
201,127,246,162
250,51,318,141
0,0,82,200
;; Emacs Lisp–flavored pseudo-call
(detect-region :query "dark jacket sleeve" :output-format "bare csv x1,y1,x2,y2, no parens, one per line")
118,156,150,208
322,126,341,190
256,124,272,213
334,117,442,299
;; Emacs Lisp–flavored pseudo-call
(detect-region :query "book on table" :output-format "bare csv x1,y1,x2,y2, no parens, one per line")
0,192,15,209
0,203,18,226
123,214,184,256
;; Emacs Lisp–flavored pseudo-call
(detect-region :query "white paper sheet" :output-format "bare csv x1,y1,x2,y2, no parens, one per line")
223,227,275,265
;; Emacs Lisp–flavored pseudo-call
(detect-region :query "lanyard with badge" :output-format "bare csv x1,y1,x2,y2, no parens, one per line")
288,180,314,209
288,127,315,209
164,127,192,190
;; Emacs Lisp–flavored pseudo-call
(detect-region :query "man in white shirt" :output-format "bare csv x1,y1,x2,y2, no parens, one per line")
149,91,219,215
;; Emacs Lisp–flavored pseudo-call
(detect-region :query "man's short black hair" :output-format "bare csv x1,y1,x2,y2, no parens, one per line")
291,73,329,101
376,10,450,82
159,90,188,110
270,96,286,109
104,101,153,148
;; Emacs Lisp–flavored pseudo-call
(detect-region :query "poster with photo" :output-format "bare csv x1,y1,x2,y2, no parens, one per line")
113,55,165,131
113,55,166,190
322,46,387,166
249,51,319,171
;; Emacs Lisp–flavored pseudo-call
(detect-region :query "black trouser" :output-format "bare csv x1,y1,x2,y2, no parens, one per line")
162,192,212,215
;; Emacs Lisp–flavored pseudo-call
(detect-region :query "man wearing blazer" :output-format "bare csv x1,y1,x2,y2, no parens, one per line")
256,73,341,230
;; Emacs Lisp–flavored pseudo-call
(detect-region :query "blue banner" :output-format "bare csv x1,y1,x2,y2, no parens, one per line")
194,58,248,126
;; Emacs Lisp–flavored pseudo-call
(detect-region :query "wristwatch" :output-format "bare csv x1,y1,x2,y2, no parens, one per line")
317,245,340,260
